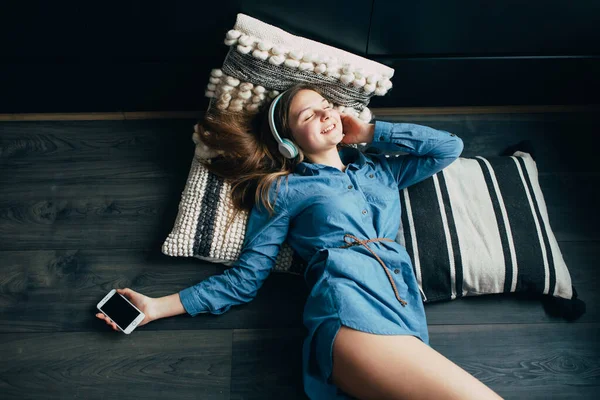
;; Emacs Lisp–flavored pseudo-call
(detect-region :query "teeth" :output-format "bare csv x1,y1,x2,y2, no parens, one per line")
321,124,335,134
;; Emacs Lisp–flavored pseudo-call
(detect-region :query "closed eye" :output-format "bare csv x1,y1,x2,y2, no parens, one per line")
304,102,332,121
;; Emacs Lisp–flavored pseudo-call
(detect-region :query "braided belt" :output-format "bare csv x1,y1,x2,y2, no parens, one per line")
337,233,407,307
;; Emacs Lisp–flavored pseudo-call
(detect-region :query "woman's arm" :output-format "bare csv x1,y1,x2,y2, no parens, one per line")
367,120,464,189
176,186,290,317
340,115,464,190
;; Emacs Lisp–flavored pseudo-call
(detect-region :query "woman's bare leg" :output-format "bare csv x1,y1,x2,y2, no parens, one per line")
331,326,503,400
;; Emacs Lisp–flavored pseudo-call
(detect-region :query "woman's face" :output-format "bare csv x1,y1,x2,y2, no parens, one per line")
287,90,343,157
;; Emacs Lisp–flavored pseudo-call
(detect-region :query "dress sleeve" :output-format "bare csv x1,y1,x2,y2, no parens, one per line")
178,182,290,316
368,120,464,190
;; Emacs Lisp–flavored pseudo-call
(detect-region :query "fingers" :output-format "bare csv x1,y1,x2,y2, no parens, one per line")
117,287,133,298
96,313,118,331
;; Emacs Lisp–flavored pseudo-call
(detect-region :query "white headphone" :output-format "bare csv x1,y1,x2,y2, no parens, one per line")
268,91,299,159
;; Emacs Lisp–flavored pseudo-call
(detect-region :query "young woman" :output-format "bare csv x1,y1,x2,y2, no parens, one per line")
97,83,502,399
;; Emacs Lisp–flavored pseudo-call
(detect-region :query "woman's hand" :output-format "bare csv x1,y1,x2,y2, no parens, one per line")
339,113,374,145
96,288,157,332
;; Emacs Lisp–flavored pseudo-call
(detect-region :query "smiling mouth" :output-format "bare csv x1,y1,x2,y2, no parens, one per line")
321,124,336,134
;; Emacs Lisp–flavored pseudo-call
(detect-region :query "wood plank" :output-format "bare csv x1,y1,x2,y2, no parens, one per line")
0,182,188,250
231,329,306,400
0,249,307,333
0,240,595,334
0,330,233,400
1,105,598,122
1,118,597,250
0,172,594,250
229,323,600,400
382,112,600,175
430,322,600,399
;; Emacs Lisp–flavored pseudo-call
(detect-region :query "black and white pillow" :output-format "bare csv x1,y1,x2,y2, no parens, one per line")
396,151,583,318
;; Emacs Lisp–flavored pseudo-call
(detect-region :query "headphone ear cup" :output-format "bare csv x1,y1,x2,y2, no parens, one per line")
279,139,298,159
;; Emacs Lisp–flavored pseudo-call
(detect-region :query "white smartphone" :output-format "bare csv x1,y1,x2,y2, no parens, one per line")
96,289,145,334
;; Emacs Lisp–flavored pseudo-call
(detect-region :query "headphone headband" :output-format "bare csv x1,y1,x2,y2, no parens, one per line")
268,90,298,159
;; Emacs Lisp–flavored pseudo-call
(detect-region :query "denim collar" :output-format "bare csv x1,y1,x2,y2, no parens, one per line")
294,146,374,176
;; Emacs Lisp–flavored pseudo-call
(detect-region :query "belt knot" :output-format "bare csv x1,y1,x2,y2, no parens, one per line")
337,234,407,307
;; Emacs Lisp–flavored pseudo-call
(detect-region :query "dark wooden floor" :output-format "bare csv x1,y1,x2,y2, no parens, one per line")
1,110,599,399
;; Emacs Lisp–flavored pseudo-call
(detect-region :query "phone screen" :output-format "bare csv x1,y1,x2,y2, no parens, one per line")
99,293,141,329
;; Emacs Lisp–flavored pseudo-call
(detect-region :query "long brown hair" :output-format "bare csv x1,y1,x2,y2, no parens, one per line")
196,83,339,233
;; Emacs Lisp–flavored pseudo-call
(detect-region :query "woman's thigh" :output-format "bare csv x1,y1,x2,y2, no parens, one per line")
331,325,503,400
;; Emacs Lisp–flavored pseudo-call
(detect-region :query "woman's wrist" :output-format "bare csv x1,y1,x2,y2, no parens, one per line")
363,123,375,143
150,293,187,321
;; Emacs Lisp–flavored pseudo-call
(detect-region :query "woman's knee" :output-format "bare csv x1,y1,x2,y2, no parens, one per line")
330,326,502,400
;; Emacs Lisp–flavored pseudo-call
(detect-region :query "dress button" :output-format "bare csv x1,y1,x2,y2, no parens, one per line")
394,269,400,274
348,185,353,189
379,136,384,141
369,174,374,178
362,209,367,215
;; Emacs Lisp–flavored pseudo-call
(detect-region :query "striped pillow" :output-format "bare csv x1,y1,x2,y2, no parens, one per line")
397,151,576,304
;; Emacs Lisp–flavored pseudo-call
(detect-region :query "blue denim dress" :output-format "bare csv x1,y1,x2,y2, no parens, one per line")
179,121,464,399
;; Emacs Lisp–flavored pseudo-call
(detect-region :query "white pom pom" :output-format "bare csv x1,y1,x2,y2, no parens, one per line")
302,53,316,63
374,87,387,96
224,38,237,46
328,70,341,79
352,77,366,88
238,34,254,47
313,54,325,64
353,68,365,79
211,69,223,78
271,46,287,56
315,63,327,74
220,93,232,102
195,143,220,160
289,50,303,60
363,83,376,93
205,90,215,98
207,83,217,91
209,77,220,84
231,98,244,107
284,59,300,68
325,57,338,66
229,105,243,112
340,74,355,85
346,108,359,117
359,108,372,122
377,78,392,88
253,85,266,94
221,84,234,93
257,40,272,51
336,105,346,113
216,102,228,110
325,66,340,77
225,76,240,86
246,103,259,111
238,90,252,100
342,64,353,74
268,55,286,65
237,45,253,54
251,95,262,103
239,82,253,91
299,62,314,71
226,30,242,40
366,74,378,84
252,49,270,60
270,90,280,98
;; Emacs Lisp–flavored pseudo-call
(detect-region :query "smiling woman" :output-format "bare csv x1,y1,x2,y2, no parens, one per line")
171,84,496,399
